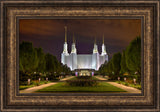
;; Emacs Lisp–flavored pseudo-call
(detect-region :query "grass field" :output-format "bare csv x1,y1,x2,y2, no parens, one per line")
36,82,126,92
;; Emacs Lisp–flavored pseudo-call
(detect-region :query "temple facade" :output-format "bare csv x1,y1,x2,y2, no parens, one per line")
61,26,108,71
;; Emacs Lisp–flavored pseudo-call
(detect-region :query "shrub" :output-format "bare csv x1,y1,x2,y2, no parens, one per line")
19,71,30,85
76,76,92,79
124,82,129,86
44,81,48,84
36,83,40,86
66,79,98,87
52,77,60,81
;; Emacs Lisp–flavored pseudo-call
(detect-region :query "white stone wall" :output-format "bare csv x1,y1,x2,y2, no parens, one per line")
71,53,77,70
77,55,92,69
61,53,108,71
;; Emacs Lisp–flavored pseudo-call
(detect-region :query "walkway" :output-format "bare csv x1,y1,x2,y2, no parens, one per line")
95,76,108,81
20,76,74,93
95,76,141,93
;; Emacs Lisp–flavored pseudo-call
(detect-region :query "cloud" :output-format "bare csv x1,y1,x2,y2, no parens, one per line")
19,19,141,61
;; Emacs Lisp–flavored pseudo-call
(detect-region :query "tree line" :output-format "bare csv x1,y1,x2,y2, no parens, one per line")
98,36,141,83
19,41,71,84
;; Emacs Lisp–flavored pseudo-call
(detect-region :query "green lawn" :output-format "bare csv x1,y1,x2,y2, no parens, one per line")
36,82,126,92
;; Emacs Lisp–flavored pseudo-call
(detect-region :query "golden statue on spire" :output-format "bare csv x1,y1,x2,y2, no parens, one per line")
94,36,96,44
103,34,104,44
64,26,67,42
73,32,75,43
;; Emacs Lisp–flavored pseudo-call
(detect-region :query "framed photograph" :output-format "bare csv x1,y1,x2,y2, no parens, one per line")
19,19,142,94
0,0,159,111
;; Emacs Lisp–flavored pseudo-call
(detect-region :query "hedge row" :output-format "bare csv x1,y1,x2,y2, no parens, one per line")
66,76,98,87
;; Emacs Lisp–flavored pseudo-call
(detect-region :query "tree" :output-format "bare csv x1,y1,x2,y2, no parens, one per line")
35,48,46,73
19,41,72,83
112,52,121,76
61,64,71,75
107,59,113,76
125,36,141,82
45,53,56,73
120,50,129,74
97,36,141,82
98,63,105,75
19,41,39,73
19,58,24,72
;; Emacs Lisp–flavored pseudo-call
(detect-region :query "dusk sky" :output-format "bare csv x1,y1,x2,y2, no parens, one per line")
19,19,141,61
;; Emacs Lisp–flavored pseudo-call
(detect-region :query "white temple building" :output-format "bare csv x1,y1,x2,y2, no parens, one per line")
61,26,108,71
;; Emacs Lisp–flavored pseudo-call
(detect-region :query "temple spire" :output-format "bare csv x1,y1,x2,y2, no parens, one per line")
101,34,107,55
94,36,96,44
64,26,67,42
103,34,104,44
71,32,77,53
62,26,69,55
93,36,98,53
73,32,75,43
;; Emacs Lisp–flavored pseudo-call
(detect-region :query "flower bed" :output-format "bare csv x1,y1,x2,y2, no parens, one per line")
66,76,98,87
76,76,92,79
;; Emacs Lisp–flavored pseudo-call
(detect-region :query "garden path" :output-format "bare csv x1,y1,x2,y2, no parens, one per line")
95,76,141,93
20,76,74,93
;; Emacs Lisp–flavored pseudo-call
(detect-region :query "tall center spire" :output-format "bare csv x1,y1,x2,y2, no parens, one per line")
94,36,96,44
63,26,69,55
103,34,104,44
101,34,107,55
93,36,98,53
64,26,67,42
71,32,77,53
73,32,75,43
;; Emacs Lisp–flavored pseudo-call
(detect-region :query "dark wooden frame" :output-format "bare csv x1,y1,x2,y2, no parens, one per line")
0,0,159,112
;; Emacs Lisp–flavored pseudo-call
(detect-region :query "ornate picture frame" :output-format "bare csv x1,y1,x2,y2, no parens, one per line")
0,0,159,111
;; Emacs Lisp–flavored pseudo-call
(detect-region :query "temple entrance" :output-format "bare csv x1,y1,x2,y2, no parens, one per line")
79,70,90,76
74,69,94,76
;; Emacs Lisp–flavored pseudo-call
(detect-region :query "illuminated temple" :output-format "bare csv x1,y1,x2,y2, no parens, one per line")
61,26,108,71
